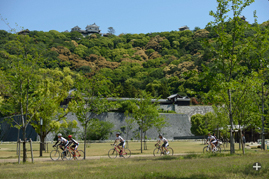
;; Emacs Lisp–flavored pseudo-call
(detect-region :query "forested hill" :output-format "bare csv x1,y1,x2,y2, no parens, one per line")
1,20,269,101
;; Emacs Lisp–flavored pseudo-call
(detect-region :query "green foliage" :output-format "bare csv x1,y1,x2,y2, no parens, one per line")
53,125,79,141
190,114,209,136
124,91,167,152
84,119,114,140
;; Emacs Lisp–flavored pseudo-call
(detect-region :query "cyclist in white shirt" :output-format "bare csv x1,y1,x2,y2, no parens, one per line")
155,134,169,154
209,133,217,151
113,132,125,157
205,133,211,144
53,133,69,151
67,135,80,158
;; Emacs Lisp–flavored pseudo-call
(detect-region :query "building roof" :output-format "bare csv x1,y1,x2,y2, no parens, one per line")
179,26,190,31
86,23,99,28
239,16,246,21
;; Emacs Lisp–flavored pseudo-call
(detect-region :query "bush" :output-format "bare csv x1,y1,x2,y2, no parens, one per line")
54,126,79,141
84,120,114,140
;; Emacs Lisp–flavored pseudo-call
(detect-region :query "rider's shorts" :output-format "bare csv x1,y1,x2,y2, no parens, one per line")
118,141,125,148
71,144,79,150
162,142,169,148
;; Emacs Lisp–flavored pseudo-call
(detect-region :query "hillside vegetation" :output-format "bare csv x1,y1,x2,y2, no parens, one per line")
0,20,268,101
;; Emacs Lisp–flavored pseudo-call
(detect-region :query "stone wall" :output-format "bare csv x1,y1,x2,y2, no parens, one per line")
176,106,213,121
1,106,213,141
60,112,193,141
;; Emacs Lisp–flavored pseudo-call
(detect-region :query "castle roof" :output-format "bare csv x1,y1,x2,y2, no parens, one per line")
86,23,99,28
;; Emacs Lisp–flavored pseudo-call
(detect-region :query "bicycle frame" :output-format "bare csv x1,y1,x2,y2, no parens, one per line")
112,145,122,154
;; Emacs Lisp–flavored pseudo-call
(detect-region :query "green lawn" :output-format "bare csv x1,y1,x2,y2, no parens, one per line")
0,153,268,178
0,141,250,159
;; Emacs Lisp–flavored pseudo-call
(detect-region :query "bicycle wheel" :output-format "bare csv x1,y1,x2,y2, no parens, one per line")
61,150,71,160
203,146,211,153
76,150,84,160
216,146,221,153
166,147,174,156
108,149,117,159
153,148,161,156
50,150,60,161
122,149,131,158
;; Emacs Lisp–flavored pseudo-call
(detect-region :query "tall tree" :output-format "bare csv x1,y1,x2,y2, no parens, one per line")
72,74,115,159
30,67,78,155
203,0,255,154
124,91,167,153
108,27,115,35
249,17,269,150
0,33,48,162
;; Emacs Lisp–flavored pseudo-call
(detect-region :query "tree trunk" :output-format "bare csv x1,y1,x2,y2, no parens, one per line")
84,123,87,160
217,125,219,139
228,89,234,154
140,128,143,153
251,128,254,142
240,129,245,155
261,83,265,150
22,127,27,162
238,122,241,150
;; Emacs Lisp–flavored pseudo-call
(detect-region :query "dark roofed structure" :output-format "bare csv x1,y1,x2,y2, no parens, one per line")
239,16,246,21
71,23,101,37
18,29,30,35
62,89,190,107
179,26,189,31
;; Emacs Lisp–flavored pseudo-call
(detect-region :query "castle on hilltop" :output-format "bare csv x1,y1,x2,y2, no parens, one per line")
71,23,101,37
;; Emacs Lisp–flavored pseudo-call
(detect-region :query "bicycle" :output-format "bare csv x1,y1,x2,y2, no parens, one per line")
50,144,61,161
50,144,71,161
108,144,131,159
153,144,174,156
203,142,221,153
67,146,84,160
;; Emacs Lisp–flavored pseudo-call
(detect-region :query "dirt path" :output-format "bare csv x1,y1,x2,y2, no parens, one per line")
0,153,193,163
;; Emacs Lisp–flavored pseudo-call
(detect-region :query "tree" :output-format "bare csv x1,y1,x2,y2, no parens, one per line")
0,33,50,162
30,67,78,155
84,120,114,140
248,18,269,150
124,91,167,153
108,27,115,35
190,114,209,136
203,0,255,154
72,74,115,159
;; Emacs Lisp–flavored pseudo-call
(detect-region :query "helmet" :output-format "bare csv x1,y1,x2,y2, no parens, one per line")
57,133,62,137
68,135,72,138
159,134,163,137
213,133,215,136
116,132,121,135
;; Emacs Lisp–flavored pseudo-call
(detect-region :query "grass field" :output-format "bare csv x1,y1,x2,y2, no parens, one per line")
0,141,252,159
0,153,268,178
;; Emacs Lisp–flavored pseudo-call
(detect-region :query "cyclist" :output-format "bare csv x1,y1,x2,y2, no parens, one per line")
113,132,125,157
156,134,169,154
53,133,69,153
205,132,211,144
67,135,80,158
210,133,217,151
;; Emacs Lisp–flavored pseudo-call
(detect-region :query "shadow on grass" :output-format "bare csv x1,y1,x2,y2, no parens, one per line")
143,172,211,179
239,163,268,177
154,155,177,160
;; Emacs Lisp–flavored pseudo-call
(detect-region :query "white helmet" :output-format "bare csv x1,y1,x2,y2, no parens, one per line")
57,133,62,137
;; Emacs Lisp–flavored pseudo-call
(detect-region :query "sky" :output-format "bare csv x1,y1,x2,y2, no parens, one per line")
0,0,268,35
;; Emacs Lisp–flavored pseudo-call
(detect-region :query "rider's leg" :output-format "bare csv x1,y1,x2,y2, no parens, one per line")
122,143,126,154
210,142,214,151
